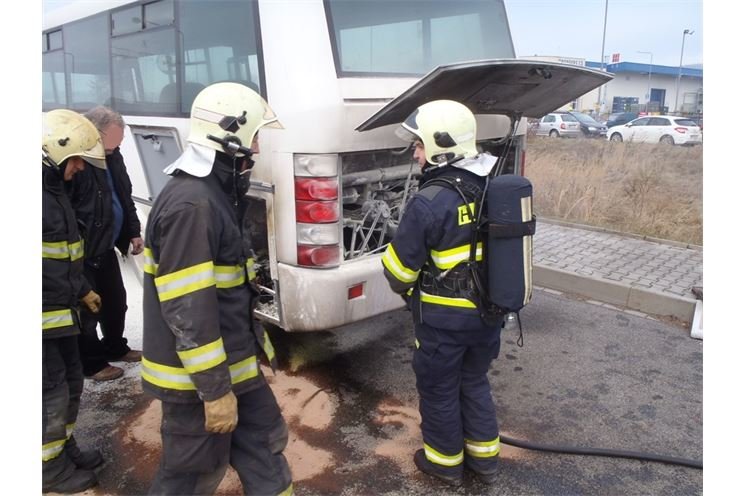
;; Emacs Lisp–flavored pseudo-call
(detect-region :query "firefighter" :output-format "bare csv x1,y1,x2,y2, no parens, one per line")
142,82,292,496
382,100,504,486
42,109,107,493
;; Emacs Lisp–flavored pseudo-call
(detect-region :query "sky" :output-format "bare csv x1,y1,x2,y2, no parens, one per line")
42,0,704,68
504,0,703,67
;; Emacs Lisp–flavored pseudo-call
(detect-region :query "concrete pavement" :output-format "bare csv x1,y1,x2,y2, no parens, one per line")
532,218,703,327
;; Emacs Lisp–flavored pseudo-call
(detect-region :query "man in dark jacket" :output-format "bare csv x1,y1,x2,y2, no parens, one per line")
142,82,292,495
382,100,504,487
69,106,143,381
42,109,108,493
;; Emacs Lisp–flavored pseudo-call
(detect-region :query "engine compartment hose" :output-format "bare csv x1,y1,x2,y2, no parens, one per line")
499,435,702,469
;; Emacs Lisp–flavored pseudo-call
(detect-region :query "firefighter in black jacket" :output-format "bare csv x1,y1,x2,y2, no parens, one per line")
70,106,144,382
382,100,504,486
42,109,107,493
142,82,292,495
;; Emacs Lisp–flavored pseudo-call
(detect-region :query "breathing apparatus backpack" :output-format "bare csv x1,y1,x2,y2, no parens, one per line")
423,169,535,340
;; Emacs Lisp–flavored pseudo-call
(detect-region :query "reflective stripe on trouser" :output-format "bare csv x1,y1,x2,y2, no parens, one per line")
412,321,501,473
43,336,84,486
149,383,292,496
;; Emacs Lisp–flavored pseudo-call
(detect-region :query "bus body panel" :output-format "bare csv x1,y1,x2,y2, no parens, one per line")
42,0,537,332
276,258,406,332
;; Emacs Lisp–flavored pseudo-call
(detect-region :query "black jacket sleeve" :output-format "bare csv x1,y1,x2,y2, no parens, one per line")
110,149,142,254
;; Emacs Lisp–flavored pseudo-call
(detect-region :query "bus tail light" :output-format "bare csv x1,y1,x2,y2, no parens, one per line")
297,245,340,267
294,154,340,267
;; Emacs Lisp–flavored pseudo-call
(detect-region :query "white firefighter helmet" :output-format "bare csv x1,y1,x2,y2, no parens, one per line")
42,109,106,169
396,99,478,166
186,82,282,166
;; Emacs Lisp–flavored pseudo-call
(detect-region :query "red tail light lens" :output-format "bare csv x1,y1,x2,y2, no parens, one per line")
296,200,339,223
297,244,340,267
560,123,566,129
674,127,688,134
295,178,338,201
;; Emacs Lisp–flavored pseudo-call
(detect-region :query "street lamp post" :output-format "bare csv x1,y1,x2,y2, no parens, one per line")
674,29,694,114
596,0,609,113
637,51,653,112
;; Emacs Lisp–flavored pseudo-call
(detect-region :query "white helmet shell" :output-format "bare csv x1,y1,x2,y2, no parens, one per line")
177,82,282,176
42,109,106,169
396,99,478,166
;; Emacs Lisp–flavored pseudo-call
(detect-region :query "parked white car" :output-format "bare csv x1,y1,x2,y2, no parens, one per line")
536,112,582,138
607,115,702,145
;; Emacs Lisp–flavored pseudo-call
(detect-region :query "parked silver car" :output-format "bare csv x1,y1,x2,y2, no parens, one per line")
536,112,581,138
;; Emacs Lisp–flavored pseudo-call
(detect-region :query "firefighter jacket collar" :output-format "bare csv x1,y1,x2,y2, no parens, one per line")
163,143,216,178
447,153,497,177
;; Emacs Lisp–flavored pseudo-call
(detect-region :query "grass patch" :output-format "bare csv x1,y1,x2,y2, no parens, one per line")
524,137,702,245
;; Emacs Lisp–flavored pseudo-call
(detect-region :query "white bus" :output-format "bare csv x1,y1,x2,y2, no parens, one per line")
43,0,609,332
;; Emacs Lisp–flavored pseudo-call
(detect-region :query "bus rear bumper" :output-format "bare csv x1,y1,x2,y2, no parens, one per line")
274,256,406,332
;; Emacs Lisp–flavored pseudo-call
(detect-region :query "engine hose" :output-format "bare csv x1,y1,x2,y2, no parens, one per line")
499,435,702,470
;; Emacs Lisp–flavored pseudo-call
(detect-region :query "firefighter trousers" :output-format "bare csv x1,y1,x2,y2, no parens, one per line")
42,335,85,486
149,382,293,496
412,321,502,477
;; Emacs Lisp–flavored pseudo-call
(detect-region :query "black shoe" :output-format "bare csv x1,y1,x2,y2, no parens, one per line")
413,449,463,487
42,468,98,494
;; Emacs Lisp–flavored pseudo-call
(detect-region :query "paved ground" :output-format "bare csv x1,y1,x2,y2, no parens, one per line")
533,219,703,327
39,221,705,495
43,231,704,496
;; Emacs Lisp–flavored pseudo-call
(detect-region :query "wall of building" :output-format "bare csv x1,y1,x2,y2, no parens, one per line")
519,56,703,117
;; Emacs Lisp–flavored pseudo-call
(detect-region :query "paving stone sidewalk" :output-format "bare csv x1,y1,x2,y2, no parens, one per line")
533,220,703,299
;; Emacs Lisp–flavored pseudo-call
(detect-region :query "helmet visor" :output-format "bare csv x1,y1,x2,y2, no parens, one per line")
80,141,107,169
395,125,419,143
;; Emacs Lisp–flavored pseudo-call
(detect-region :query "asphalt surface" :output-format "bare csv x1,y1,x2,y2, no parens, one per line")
56,255,703,496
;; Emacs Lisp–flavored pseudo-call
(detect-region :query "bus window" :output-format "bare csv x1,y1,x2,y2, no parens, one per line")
180,0,264,113
112,28,177,114
42,29,65,108
325,0,515,76
65,14,111,110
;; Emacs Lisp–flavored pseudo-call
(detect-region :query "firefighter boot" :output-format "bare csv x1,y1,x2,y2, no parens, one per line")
465,455,499,484
65,435,104,470
413,449,463,487
42,468,98,494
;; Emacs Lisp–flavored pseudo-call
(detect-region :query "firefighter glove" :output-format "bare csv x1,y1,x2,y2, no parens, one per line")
81,290,102,313
204,390,238,434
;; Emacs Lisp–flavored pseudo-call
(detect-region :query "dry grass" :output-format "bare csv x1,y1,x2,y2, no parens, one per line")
524,137,703,245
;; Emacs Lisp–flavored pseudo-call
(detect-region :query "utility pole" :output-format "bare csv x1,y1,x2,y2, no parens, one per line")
637,51,653,113
674,29,694,114
596,0,609,112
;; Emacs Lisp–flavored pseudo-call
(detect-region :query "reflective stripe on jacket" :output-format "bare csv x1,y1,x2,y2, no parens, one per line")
382,165,494,332
142,169,271,403
42,165,90,339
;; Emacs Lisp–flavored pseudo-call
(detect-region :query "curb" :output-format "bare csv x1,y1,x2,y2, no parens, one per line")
533,264,696,325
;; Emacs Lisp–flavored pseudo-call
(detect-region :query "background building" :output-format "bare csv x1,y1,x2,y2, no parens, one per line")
520,55,703,118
